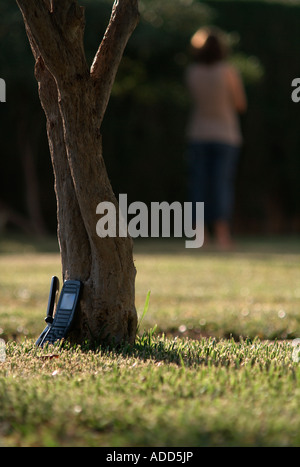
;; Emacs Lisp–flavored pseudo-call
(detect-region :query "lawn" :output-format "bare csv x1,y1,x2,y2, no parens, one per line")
0,235,300,447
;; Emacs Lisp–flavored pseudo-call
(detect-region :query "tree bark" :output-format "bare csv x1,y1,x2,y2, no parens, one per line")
16,0,139,345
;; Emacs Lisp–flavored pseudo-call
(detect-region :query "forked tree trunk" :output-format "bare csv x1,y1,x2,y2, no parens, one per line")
16,0,139,345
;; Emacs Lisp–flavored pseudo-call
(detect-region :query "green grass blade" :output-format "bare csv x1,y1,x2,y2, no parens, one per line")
137,290,151,334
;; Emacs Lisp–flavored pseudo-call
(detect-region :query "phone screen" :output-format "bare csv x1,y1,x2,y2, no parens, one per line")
60,292,76,310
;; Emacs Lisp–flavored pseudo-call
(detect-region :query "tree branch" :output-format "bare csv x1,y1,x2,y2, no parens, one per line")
16,0,88,81
90,0,139,122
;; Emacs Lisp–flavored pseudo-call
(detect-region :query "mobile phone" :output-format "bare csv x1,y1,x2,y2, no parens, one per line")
36,276,82,347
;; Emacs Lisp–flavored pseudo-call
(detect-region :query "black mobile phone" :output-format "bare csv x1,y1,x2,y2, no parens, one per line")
36,276,82,347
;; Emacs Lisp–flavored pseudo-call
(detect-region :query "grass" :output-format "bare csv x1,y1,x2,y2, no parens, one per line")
0,234,300,447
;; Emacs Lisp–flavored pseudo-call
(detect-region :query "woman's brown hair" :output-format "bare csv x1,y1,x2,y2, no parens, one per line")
190,27,228,65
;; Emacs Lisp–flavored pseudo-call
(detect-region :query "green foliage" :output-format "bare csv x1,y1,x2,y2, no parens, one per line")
229,53,264,85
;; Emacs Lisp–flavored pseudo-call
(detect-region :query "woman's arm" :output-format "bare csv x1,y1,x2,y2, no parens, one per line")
226,65,247,113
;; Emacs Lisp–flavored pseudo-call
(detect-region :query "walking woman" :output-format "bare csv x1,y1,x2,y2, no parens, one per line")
186,27,247,249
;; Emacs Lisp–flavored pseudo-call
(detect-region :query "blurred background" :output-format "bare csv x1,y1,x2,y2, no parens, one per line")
0,0,300,238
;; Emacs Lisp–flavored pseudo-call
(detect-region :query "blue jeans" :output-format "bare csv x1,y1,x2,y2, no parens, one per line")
187,141,240,224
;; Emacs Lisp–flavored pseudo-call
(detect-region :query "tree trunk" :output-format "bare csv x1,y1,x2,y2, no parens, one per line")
16,0,139,345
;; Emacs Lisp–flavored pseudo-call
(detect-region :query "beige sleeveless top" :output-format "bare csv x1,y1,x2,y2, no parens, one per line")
185,62,242,146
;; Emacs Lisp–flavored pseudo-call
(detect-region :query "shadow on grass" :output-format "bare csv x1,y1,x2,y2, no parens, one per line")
68,329,293,371
12,328,294,370
33,328,205,368
70,329,243,369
